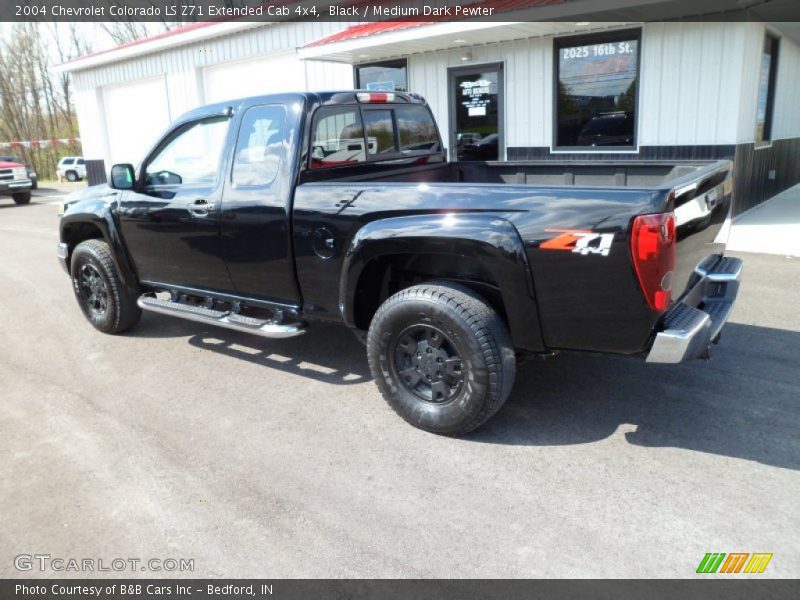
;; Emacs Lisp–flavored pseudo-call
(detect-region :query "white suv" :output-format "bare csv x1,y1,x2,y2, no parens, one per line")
56,157,86,182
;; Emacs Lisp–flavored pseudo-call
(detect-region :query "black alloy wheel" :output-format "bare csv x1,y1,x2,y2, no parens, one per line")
367,281,516,435
77,262,109,318
70,239,141,334
392,324,465,404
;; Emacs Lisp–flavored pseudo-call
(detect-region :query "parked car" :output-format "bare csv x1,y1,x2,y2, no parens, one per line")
0,159,33,204
460,133,499,160
455,132,482,147
57,91,741,435
0,155,37,189
576,112,635,146
56,156,86,182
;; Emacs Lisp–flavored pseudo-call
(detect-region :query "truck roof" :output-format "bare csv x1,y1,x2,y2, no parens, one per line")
177,90,427,124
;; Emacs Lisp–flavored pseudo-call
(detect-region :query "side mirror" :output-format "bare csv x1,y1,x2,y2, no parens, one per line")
109,163,135,190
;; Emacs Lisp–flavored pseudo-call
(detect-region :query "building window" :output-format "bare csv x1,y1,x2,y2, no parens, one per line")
355,59,408,92
554,30,640,149
756,34,779,144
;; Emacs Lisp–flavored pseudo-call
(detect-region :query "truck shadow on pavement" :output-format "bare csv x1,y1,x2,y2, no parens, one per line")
135,313,372,385
469,322,800,471
134,315,799,470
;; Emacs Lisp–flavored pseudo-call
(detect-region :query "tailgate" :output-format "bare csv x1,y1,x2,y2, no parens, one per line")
670,160,734,300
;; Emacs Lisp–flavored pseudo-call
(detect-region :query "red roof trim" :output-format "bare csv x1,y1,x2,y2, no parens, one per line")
304,0,565,48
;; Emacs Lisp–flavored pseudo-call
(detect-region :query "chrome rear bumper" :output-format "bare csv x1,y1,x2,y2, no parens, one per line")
646,255,742,364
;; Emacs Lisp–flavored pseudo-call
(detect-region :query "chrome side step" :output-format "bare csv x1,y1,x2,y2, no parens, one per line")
137,296,306,339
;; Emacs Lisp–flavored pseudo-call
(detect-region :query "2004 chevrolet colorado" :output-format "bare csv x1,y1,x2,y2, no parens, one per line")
58,91,741,434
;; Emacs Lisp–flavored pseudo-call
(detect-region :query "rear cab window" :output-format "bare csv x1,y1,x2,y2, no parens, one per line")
309,103,440,170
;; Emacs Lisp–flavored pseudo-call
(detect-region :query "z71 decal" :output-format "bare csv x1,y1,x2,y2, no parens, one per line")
541,229,615,257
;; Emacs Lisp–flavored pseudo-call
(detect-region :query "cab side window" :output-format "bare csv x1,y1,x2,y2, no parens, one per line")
145,117,229,187
232,105,286,187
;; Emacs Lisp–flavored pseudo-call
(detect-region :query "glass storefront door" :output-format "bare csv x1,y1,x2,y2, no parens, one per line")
448,63,503,161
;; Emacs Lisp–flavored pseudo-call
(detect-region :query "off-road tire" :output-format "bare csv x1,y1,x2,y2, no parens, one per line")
367,281,516,435
12,192,31,205
70,239,141,334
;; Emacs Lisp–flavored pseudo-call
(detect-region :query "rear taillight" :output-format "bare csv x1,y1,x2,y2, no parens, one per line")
630,212,676,311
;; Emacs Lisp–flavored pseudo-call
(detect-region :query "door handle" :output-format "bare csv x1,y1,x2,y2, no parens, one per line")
189,199,215,214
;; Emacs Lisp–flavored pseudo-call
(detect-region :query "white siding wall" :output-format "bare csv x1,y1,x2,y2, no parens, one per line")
771,31,800,141
639,22,749,146
73,88,109,162
70,21,352,93
102,76,172,165
409,37,553,156
71,20,800,169
409,22,771,155
71,21,353,167
203,52,307,103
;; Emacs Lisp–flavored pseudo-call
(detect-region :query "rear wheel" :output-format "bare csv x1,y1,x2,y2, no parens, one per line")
70,239,141,334
367,281,516,435
12,192,31,205
65,170,78,182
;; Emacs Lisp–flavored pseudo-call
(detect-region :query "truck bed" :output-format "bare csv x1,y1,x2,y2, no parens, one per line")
318,159,725,190
295,158,733,354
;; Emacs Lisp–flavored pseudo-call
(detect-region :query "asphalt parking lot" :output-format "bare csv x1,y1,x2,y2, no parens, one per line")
1,189,798,578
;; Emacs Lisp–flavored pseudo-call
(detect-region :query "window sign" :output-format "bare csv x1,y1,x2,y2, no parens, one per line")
555,32,639,148
460,78,495,115
366,81,396,91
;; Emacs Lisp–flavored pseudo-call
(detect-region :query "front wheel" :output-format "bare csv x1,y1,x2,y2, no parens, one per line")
65,170,78,182
367,282,516,435
70,239,141,334
12,192,31,205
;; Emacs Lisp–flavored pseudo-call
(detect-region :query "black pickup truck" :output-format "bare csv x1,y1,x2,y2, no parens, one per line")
58,91,741,434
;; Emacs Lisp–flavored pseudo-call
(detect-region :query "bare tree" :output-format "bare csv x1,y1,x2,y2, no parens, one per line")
0,24,84,179
99,22,153,45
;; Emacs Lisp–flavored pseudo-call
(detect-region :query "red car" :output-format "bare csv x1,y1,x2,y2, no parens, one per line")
0,160,33,205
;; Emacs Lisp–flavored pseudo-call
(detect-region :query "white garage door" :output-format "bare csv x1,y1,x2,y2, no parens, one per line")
202,52,306,104
103,76,171,166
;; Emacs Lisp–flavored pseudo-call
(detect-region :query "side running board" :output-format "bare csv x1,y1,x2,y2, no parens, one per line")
137,296,306,339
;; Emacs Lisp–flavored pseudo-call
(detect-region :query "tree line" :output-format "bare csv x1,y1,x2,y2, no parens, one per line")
0,20,176,181
0,24,86,180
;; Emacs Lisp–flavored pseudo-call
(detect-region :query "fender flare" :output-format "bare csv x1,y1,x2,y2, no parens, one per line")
339,213,544,352
59,198,140,294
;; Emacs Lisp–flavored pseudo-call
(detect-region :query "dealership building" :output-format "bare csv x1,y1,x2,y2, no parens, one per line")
57,2,800,215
